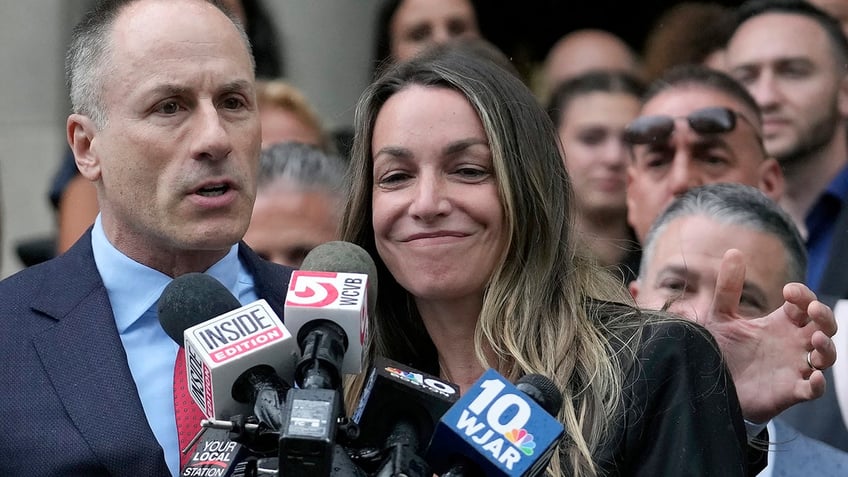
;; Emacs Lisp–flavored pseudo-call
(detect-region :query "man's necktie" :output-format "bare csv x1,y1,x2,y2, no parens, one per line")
173,348,205,469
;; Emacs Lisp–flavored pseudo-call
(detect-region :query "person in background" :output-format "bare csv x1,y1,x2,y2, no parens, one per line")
372,0,481,75
538,29,642,102
631,182,848,476
340,41,776,476
726,0,848,296
221,0,283,79
0,1,294,475
725,0,848,450
641,2,736,81
625,64,784,245
256,79,330,151
546,70,645,281
243,142,346,267
809,0,848,41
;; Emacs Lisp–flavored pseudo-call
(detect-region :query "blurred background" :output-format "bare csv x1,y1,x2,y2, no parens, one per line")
0,0,743,278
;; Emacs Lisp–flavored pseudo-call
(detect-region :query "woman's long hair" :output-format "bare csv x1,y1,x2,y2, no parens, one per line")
340,44,645,476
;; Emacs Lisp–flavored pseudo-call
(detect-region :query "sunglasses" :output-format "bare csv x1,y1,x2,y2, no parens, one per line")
623,107,759,145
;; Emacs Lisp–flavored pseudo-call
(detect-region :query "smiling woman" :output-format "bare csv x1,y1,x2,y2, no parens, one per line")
370,85,505,304
341,43,758,476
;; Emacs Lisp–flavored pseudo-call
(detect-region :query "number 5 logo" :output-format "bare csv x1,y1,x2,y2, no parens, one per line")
286,271,339,307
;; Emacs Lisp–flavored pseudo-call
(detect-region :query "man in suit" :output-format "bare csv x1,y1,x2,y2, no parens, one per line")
725,0,848,451
0,0,291,475
631,182,848,475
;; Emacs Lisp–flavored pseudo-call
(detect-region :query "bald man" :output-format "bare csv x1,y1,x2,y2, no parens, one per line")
540,29,641,100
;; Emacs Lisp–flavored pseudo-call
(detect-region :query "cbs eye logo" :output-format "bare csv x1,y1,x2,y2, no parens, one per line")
286,271,339,307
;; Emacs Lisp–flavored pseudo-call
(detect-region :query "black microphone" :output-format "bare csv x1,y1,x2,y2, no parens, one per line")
426,371,565,477
158,272,241,347
351,357,460,477
158,273,295,454
279,241,378,476
515,374,563,417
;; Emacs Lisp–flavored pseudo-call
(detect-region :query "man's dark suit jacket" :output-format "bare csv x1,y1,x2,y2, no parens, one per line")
0,231,293,476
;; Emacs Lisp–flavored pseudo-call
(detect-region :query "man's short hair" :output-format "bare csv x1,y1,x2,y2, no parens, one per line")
640,182,807,283
733,0,848,67
66,0,253,128
257,141,346,195
642,64,763,124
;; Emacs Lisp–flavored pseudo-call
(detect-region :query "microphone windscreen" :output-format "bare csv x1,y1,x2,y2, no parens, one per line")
300,241,378,315
157,272,241,346
515,374,563,417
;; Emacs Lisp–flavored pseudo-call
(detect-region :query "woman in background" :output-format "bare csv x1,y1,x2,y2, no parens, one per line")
372,0,481,75
547,71,645,282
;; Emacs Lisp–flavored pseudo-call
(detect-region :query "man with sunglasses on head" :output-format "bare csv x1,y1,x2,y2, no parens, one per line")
625,64,785,245
725,0,848,452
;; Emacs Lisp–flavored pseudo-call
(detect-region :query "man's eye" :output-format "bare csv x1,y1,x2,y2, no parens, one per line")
406,25,431,42
643,153,671,169
221,97,245,110
157,101,181,115
699,155,729,166
731,68,757,85
658,278,687,293
738,294,766,317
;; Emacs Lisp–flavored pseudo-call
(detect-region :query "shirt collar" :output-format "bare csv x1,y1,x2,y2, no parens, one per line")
824,163,848,201
91,214,242,333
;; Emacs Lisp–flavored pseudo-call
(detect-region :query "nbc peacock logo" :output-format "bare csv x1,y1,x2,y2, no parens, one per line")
385,366,415,382
384,365,459,396
504,428,536,456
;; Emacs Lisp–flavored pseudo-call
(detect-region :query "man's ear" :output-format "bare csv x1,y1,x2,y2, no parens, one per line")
67,113,101,181
758,157,785,202
628,279,640,301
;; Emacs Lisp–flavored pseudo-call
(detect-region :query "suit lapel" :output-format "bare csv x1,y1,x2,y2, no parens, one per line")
239,241,293,318
30,233,169,474
25,238,289,475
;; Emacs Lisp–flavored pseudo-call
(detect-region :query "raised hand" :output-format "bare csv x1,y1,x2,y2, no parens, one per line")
701,249,837,424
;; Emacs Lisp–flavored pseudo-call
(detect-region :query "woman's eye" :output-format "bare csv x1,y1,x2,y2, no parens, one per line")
378,171,411,186
578,129,606,146
455,167,487,179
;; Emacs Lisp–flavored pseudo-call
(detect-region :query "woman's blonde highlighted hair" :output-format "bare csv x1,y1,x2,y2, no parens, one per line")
341,44,646,476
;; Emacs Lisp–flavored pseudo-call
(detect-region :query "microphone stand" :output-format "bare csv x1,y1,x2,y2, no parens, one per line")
374,418,431,477
279,319,359,477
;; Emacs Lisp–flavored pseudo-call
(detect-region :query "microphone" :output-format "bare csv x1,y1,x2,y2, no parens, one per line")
351,357,460,477
181,427,254,476
279,241,377,475
158,273,298,424
425,370,565,477
285,241,377,376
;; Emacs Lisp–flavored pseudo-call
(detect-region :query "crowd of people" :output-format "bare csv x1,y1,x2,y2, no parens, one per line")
4,0,848,475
